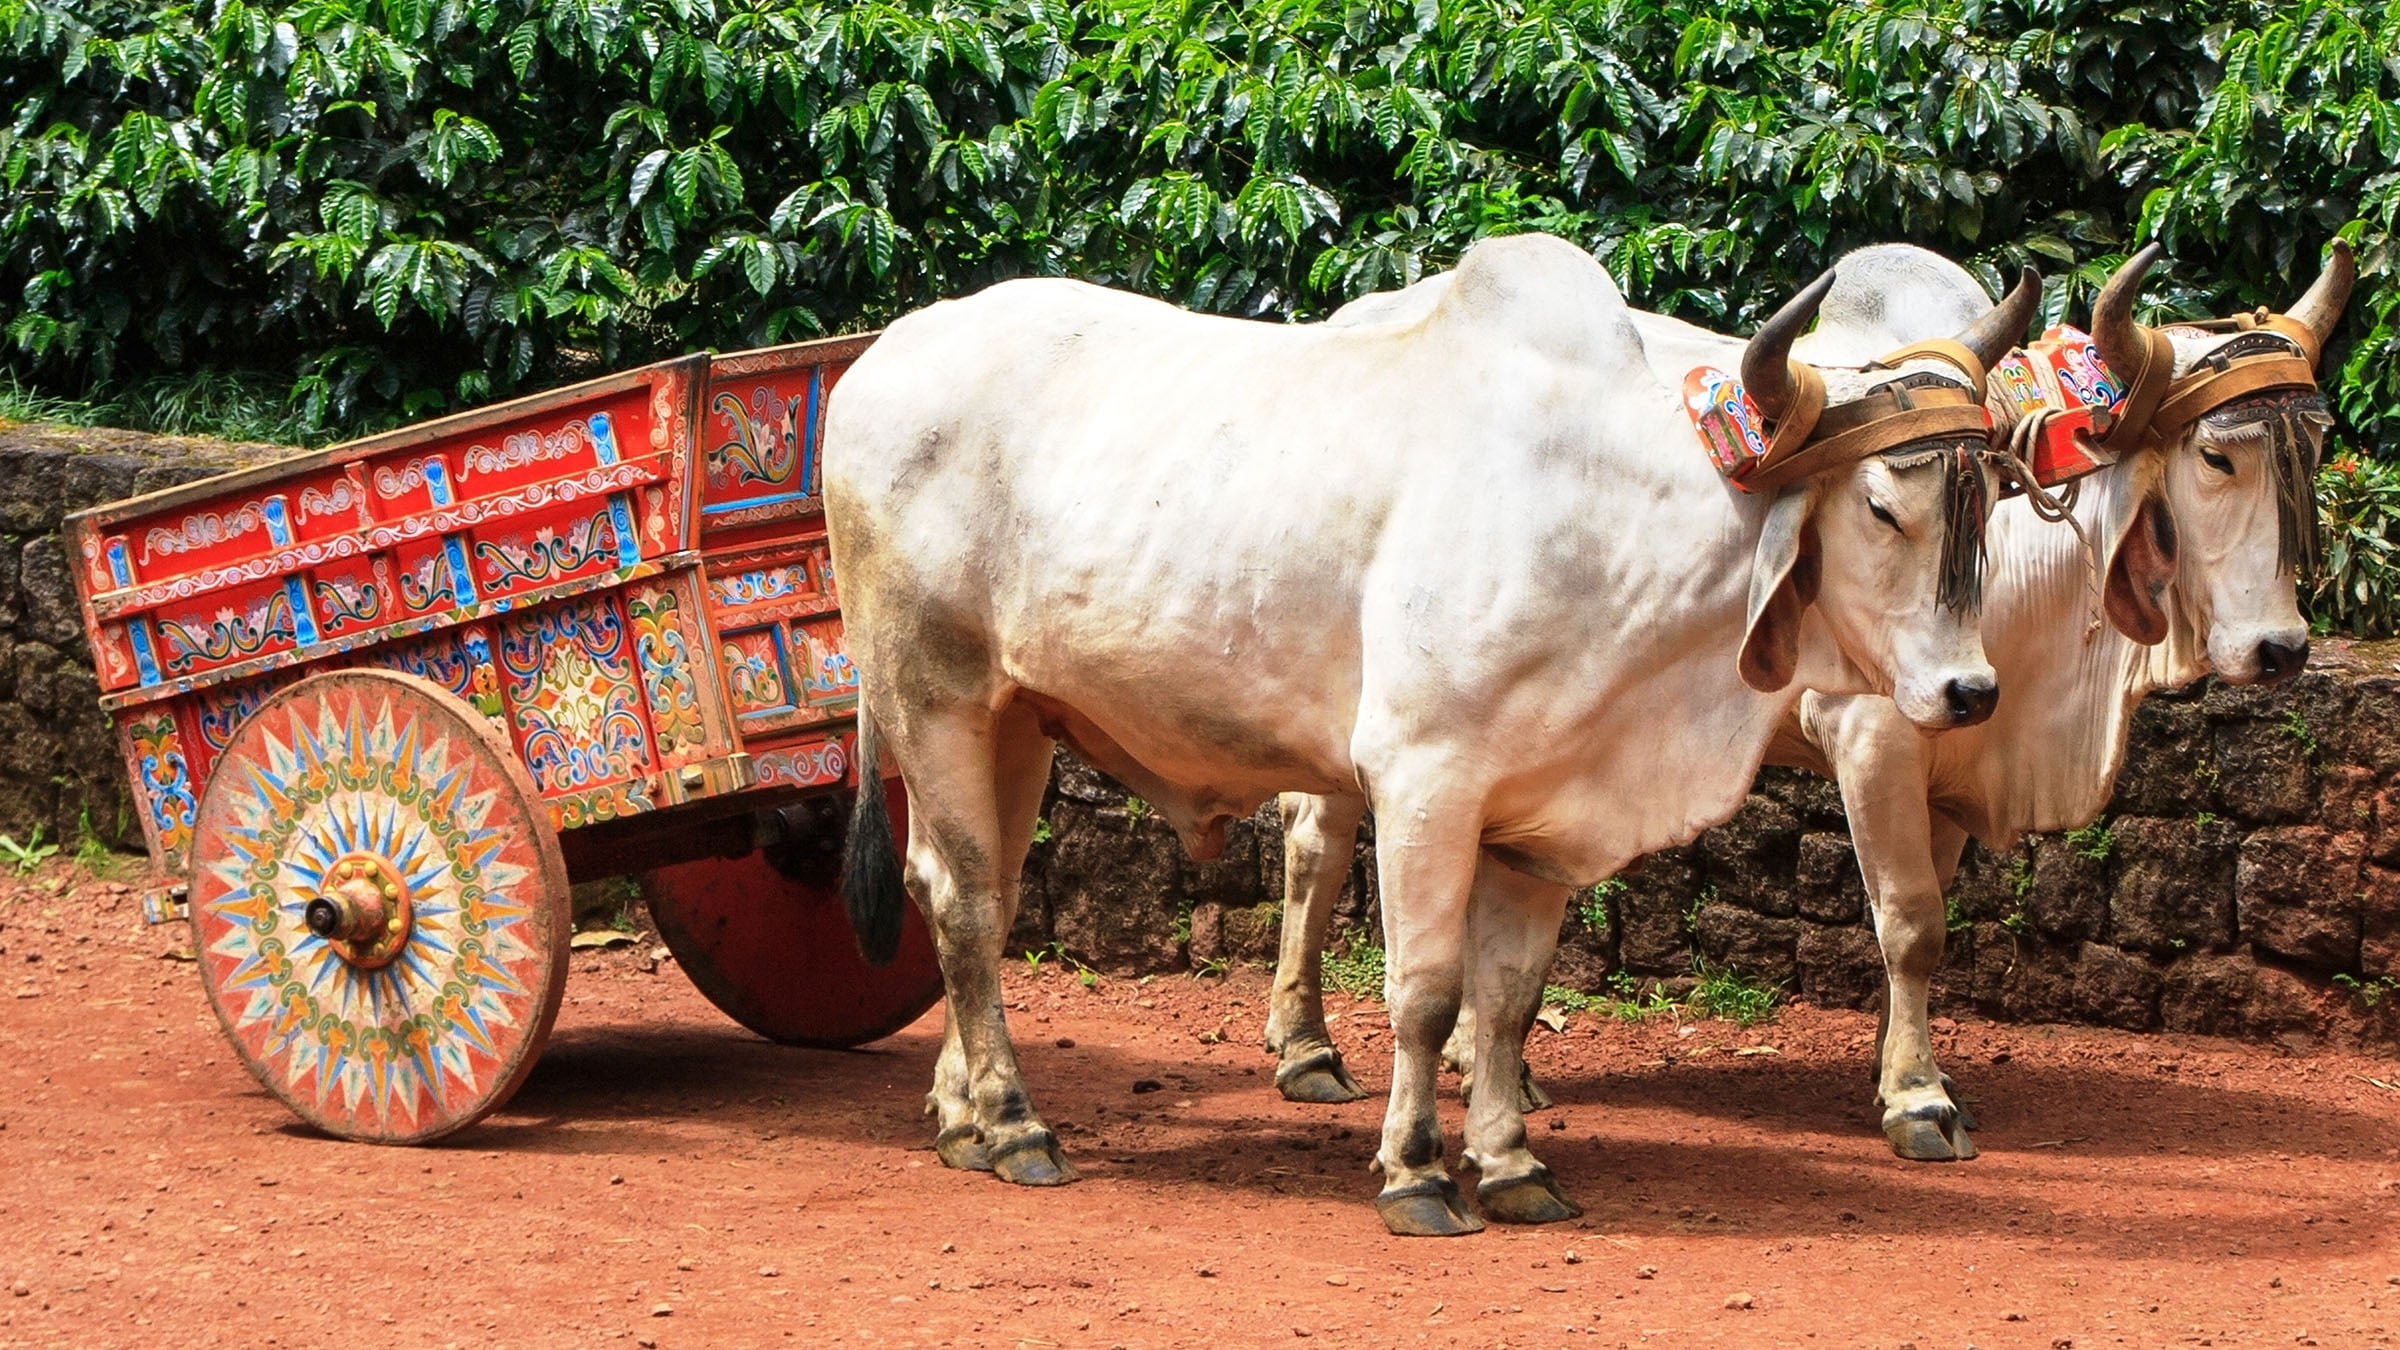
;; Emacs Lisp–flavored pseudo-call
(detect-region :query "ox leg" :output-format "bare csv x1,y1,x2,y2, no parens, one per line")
909,703,1078,1186
1443,1000,1554,1114
1834,717,1975,1164
1266,792,1371,1104
1369,801,1483,1237
1459,859,1579,1223
1926,817,1977,1131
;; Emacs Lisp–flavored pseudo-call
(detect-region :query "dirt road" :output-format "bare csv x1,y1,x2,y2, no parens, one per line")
2,867,2396,1349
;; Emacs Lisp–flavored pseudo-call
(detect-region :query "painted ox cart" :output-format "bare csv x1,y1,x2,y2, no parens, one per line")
66,337,943,1143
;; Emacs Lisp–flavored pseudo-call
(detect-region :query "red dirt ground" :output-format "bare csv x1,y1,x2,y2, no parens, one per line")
2,864,2397,1350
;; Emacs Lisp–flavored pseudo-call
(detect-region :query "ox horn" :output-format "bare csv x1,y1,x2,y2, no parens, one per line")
2285,238,2356,361
1743,268,1838,421
2087,242,2164,384
1953,266,2042,370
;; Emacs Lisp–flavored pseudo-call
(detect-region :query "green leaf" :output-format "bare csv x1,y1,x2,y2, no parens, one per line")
627,149,669,207
507,22,539,80
741,240,776,295
668,149,701,214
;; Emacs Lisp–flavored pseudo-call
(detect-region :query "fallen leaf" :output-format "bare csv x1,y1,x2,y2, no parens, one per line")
1734,1046,1780,1057
1535,1008,1569,1033
570,930,634,950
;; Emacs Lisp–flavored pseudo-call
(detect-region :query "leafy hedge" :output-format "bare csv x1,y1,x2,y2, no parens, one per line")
0,0,2393,453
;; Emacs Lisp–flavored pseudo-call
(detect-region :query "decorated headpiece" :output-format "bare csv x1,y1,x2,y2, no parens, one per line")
1684,267,2042,610
1984,241,2355,578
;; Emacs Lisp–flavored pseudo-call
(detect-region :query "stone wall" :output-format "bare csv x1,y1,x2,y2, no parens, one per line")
1015,662,2400,1049
4,418,2395,1047
0,422,264,849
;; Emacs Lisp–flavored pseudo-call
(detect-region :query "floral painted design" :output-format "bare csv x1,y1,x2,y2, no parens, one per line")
627,582,706,756
497,596,652,794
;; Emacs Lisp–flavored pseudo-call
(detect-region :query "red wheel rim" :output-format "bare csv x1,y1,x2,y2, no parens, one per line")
641,779,943,1048
188,671,569,1143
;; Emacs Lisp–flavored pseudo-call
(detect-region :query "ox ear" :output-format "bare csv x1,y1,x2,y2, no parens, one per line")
2103,489,2179,646
1739,487,1821,692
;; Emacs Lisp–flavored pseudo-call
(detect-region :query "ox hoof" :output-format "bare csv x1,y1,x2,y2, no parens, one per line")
1475,1168,1583,1225
934,1123,994,1173
1884,1106,1977,1163
1275,1047,1368,1104
1375,1178,1484,1237
990,1132,1081,1186
1941,1074,1980,1132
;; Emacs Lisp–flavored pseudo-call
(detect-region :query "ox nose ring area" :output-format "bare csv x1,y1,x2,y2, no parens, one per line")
303,853,413,968
2254,637,2309,684
1942,676,1999,727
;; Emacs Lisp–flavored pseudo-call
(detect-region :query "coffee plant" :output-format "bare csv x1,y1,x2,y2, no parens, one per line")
0,0,2392,467
2312,453,2400,639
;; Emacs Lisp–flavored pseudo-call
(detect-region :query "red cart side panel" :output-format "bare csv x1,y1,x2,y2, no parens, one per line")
495,592,658,798
64,357,761,882
118,707,199,873
75,357,706,706
750,733,854,790
624,571,729,768
187,667,304,783
699,336,874,538
148,573,308,683
702,535,855,739
689,335,880,802
351,622,506,728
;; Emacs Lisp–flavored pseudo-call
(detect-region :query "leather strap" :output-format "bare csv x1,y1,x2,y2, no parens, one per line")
1758,360,1826,462
1741,343,1990,493
2149,354,2319,440
1873,338,1988,399
1743,401,1988,494
2099,324,2177,453
2166,308,2323,368
2255,313,2323,370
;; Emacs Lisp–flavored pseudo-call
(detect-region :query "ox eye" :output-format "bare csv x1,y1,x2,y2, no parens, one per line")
2199,447,2235,475
1867,499,1900,532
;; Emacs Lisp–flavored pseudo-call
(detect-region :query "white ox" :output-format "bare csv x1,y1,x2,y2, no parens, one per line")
1780,241,2352,1159
1262,243,2356,1164
823,233,2025,1235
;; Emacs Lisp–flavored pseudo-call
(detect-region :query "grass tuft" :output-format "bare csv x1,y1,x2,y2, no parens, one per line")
1319,935,1386,999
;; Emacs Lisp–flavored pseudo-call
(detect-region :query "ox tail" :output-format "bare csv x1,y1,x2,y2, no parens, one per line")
840,707,907,967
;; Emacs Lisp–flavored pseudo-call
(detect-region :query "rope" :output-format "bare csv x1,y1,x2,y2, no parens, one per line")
1986,403,2105,635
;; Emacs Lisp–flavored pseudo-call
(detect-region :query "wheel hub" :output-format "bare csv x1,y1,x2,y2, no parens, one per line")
303,852,412,968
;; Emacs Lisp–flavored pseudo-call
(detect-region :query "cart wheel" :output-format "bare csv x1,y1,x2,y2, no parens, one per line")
640,777,944,1048
187,670,570,1144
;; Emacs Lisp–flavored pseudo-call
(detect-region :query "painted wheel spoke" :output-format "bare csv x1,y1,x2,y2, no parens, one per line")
189,671,567,1144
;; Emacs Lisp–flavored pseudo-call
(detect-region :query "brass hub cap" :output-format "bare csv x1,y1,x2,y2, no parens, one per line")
302,852,413,968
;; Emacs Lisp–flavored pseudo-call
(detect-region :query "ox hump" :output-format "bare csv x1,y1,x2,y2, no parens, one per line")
1796,244,1991,367
1430,233,1640,367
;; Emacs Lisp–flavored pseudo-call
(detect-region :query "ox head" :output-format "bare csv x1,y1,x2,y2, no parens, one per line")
1737,266,2043,729
2085,242,2354,684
